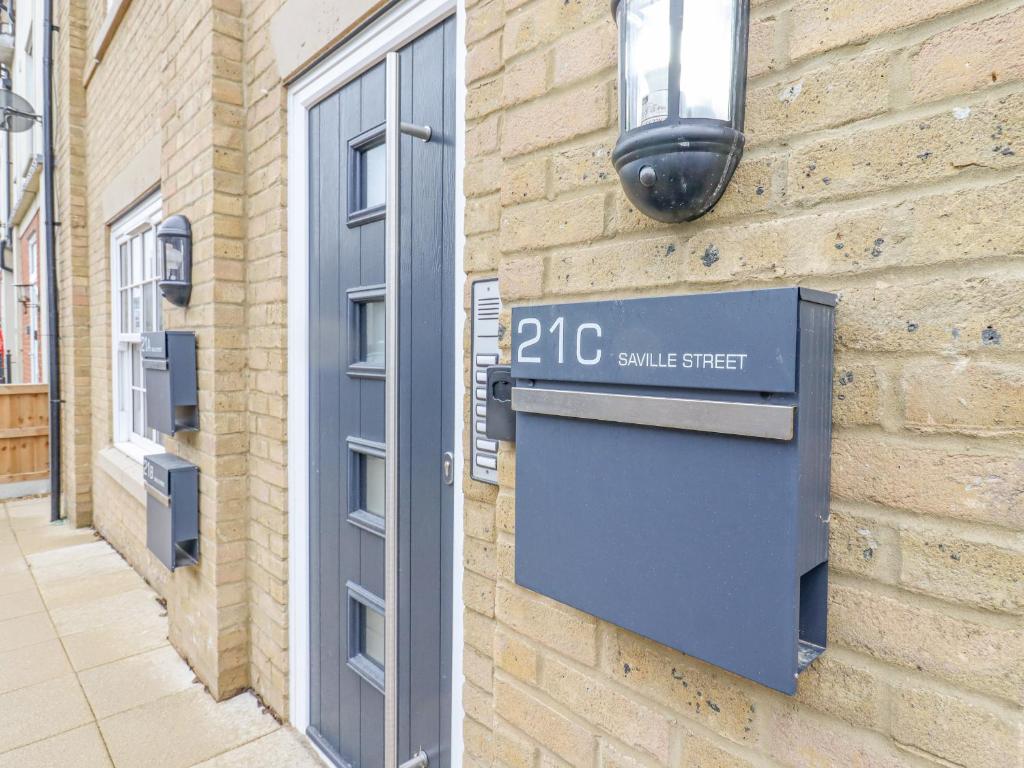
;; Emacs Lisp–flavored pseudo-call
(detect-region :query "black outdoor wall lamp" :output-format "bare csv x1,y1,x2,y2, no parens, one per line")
611,0,750,223
156,215,193,307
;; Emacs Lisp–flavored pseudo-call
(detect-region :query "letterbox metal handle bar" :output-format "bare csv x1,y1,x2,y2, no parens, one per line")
145,485,172,506
511,387,796,441
142,360,169,371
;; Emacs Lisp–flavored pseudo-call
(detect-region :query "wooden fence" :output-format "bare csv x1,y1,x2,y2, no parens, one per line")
0,384,49,483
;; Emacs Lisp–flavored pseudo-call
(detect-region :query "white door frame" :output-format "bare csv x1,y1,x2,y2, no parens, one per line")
286,0,467,764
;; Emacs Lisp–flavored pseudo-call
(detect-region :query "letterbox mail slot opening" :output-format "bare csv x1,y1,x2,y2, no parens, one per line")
145,453,199,571
511,287,836,695
142,331,198,436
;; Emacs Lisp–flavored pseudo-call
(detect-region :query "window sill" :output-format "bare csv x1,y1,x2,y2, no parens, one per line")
97,445,150,506
84,0,134,88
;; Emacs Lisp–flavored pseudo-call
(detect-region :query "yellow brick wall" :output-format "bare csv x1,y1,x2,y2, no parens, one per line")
464,0,1024,766
241,0,291,716
51,0,1024,757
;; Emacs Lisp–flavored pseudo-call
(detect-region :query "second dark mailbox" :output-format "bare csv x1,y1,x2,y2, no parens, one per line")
509,287,835,695
142,331,198,436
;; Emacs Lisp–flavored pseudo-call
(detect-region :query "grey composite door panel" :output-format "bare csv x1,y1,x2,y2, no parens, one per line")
308,17,455,768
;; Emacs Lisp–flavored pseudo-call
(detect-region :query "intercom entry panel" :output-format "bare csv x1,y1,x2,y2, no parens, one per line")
471,279,502,483
510,287,836,694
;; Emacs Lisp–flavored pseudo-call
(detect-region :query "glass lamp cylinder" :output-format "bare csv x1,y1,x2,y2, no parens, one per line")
679,0,739,121
163,238,186,282
619,0,672,131
611,0,750,223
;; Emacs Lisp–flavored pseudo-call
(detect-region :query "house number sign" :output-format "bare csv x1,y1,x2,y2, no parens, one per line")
511,288,802,394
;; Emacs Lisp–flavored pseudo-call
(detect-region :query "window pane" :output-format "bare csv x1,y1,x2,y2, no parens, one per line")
131,235,143,284
679,0,737,120
118,348,129,418
132,387,143,437
361,605,385,668
361,143,386,210
144,282,155,332
143,228,156,280
120,288,130,333
131,287,142,332
363,455,385,517
131,345,142,387
119,243,129,288
361,301,385,366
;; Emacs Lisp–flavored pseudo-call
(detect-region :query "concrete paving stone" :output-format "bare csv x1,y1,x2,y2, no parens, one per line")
5,497,49,512
79,645,201,719
4,499,50,522
99,688,279,768
0,570,37,597
16,526,100,556
0,723,112,768
48,588,163,637
0,544,27,575
191,727,327,767
26,540,115,570
0,613,56,655
61,613,169,671
37,569,145,612
0,587,45,621
0,527,15,545
0,674,93,754
30,551,130,587
8,514,58,532
0,639,71,696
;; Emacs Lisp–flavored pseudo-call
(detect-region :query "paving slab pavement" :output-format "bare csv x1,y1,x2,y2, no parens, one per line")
0,497,325,768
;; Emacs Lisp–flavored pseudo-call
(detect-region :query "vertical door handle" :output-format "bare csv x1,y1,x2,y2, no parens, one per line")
399,750,429,768
384,51,401,768
384,51,434,768
442,451,454,485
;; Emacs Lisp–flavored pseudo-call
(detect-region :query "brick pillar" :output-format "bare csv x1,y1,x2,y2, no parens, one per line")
158,0,250,701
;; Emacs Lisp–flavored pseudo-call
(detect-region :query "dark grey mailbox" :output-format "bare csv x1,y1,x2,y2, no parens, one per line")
142,331,198,436
145,453,199,571
509,287,836,694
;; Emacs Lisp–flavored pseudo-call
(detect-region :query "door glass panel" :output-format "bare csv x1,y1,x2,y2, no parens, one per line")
361,604,385,668
361,300,385,367
361,143,386,210
363,455,385,517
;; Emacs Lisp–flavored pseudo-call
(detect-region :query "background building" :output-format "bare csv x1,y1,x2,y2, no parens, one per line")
43,0,1024,766
0,0,46,386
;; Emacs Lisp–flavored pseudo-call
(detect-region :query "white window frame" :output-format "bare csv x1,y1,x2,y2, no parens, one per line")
110,192,164,463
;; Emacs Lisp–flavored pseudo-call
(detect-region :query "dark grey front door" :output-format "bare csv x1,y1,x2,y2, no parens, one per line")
308,17,455,768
